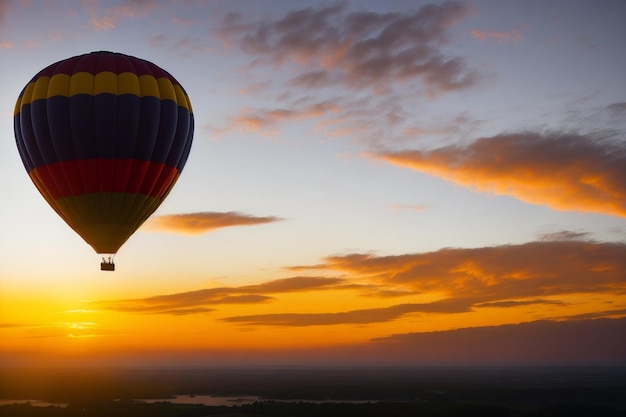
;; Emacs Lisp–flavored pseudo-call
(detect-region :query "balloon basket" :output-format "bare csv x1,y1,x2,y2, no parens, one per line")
101,258,115,271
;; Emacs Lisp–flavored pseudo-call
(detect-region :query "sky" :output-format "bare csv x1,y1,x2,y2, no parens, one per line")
1,0,625,367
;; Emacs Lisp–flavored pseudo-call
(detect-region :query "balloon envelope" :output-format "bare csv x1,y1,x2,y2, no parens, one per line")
14,51,194,256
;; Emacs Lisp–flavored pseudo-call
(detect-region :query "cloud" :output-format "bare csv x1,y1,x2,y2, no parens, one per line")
215,1,478,95
171,16,195,27
470,28,522,43
606,102,626,118
222,298,473,327
368,318,626,364
211,2,488,145
145,211,282,234
252,276,346,293
227,100,340,135
390,204,429,212
93,276,348,315
0,1,14,47
95,292,269,315
538,230,590,241
561,308,626,321
300,240,626,301
92,239,625,321
221,239,625,326
373,131,626,217
84,0,163,30
0,0,11,25
476,299,566,308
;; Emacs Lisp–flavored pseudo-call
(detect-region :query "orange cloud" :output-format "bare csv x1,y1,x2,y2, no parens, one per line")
228,100,340,134
84,0,162,30
94,239,626,324
374,132,626,217
476,299,566,308
471,29,522,43
89,16,115,30
222,298,473,327
93,276,348,315
560,308,626,320
146,211,282,234
215,2,478,94
300,240,626,301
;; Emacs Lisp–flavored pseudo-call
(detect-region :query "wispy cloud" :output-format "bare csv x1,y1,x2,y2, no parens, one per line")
560,308,626,321
470,28,522,43
97,239,626,322
225,239,625,327
95,292,267,315
210,2,487,146
476,299,566,309
222,298,473,327
84,0,163,30
145,211,283,235
606,102,626,118
300,240,626,301
93,276,348,315
0,0,11,25
390,204,429,212
228,100,340,135
215,1,478,95
0,0,13,48
538,230,591,241
373,131,626,217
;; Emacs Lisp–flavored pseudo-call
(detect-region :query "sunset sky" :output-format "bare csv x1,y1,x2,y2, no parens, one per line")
1,0,625,367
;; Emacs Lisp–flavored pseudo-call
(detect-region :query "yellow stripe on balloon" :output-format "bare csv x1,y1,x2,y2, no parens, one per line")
15,72,192,115
118,72,141,96
138,74,160,98
157,77,177,103
69,72,95,95
94,72,118,95
32,76,50,102
48,73,71,97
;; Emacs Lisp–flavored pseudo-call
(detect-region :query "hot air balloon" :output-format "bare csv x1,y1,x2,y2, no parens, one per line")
13,51,194,271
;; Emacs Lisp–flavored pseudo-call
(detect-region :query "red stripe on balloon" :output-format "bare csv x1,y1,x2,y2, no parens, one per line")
30,159,179,200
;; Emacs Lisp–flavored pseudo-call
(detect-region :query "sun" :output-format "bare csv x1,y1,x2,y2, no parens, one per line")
64,322,97,338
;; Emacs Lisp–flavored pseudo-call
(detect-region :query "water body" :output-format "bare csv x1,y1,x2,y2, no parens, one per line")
1,396,377,408
139,395,260,406
0,399,68,407
139,395,376,406
0,397,258,408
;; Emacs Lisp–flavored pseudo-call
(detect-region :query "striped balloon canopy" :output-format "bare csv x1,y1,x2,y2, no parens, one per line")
14,51,194,270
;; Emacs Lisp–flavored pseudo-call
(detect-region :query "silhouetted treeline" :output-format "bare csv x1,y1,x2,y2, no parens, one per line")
1,399,625,417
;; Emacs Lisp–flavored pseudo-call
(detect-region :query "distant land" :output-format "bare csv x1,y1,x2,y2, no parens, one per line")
1,366,625,416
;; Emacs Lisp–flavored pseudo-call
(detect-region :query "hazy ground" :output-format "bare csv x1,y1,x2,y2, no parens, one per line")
1,366,625,416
